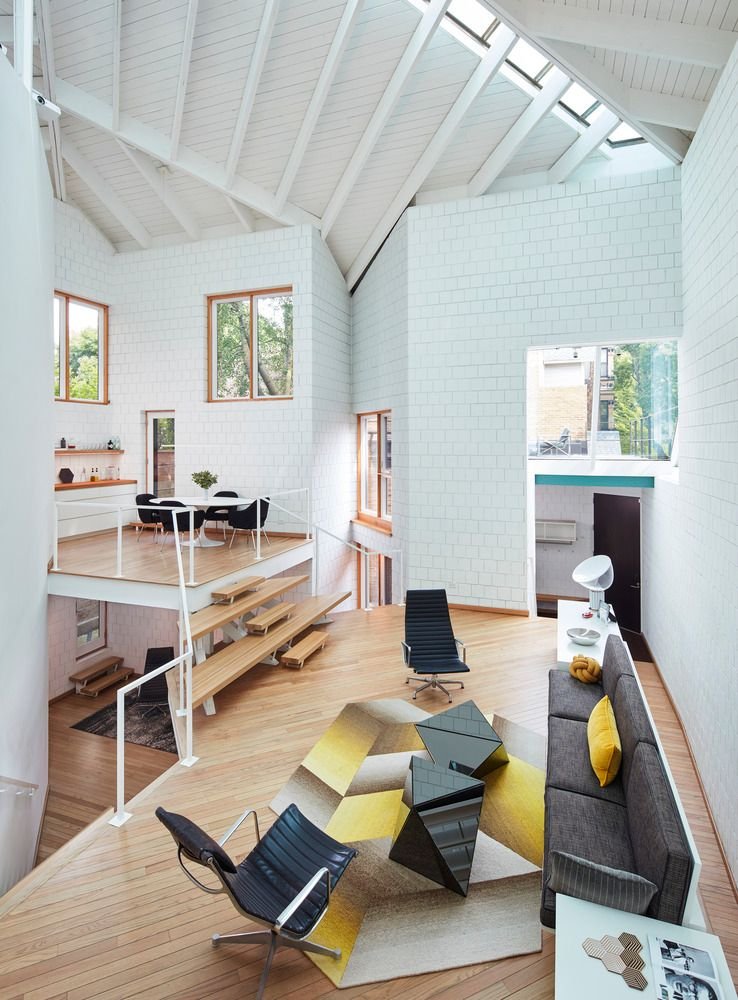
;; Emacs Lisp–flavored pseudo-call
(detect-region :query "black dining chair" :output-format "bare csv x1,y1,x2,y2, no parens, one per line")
156,500,205,544
227,498,270,549
135,492,162,542
205,490,239,539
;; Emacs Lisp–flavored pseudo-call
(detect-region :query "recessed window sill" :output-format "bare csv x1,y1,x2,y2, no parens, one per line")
352,516,392,536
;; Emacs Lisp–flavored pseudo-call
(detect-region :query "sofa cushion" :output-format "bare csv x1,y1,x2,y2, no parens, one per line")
548,850,658,914
588,695,622,787
542,786,634,926
612,675,656,792
549,669,603,723
602,634,635,702
546,715,626,806
626,741,693,924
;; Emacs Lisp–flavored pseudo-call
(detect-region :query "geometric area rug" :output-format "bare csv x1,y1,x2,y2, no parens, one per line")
270,699,546,988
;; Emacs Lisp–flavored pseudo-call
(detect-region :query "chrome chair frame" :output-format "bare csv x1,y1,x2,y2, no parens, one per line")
402,637,468,702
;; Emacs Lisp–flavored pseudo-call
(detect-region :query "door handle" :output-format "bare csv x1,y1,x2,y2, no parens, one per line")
630,583,641,590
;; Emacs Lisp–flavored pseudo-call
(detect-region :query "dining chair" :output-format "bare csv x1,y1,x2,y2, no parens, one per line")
205,490,239,539
156,500,205,544
135,493,162,542
227,499,270,549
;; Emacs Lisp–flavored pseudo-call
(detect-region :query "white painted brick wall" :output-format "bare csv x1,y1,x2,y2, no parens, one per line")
642,45,738,881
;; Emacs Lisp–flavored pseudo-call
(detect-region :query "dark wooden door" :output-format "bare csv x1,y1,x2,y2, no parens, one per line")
593,493,641,632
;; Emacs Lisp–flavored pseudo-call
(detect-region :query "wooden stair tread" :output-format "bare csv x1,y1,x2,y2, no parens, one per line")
79,666,133,696
69,654,124,684
211,576,266,602
188,575,308,641
246,603,295,633
191,592,350,708
280,631,327,667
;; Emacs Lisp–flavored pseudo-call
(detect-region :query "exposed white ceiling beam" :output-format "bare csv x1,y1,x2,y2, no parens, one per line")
13,0,33,90
519,0,736,69
346,24,516,290
274,0,364,213
547,107,618,184
36,0,65,201
321,0,451,238
224,0,280,187
0,13,36,44
482,0,691,161
62,137,152,248
170,0,199,160
117,141,201,240
469,66,569,197
54,76,320,229
111,0,121,132
226,196,255,233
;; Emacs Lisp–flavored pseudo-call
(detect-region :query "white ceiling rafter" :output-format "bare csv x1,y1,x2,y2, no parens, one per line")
0,13,36,44
321,0,452,239
468,66,569,197
273,0,365,214
111,0,121,132
482,0,692,161
226,196,255,233
13,0,33,90
54,77,320,229
62,137,152,249
517,0,736,69
223,0,281,189
170,0,199,161
346,24,517,290
547,108,618,184
36,0,65,202
117,141,201,240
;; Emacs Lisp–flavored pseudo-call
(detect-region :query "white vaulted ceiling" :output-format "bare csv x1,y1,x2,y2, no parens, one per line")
6,0,738,287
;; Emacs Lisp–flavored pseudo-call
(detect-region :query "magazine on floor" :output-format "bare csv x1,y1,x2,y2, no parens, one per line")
649,935,724,1000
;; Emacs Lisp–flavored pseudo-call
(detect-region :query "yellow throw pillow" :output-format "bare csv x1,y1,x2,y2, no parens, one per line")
587,695,622,787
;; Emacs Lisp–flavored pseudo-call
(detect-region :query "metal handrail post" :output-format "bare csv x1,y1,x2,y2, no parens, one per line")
115,508,123,577
188,508,195,585
52,505,59,570
177,609,185,716
312,528,319,596
255,497,262,561
109,689,131,827
173,516,198,768
305,486,311,541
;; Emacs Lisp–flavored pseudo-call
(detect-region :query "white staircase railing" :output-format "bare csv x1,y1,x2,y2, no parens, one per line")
0,775,38,797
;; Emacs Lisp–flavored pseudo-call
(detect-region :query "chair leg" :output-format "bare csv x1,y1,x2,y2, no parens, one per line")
229,528,237,549
286,937,340,959
256,935,278,1000
212,930,273,948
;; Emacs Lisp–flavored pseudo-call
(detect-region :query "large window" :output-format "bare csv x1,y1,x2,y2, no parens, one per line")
208,287,293,400
528,341,678,460
54,292,108,403
358,410,392,527
75,599,106,658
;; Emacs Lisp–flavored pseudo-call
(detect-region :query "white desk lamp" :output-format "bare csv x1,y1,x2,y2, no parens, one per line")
572,555,614,611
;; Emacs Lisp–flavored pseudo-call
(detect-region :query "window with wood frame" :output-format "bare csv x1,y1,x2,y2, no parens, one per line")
75,598,107,659
357,410,392,528
207,288,293,400
54,291,109,403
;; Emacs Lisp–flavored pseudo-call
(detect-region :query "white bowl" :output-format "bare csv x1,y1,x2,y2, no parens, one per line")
567,627,601,646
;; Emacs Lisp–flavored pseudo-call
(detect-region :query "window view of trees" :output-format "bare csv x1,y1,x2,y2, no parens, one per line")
54,293,107,402
609,342,678,459
211,289,293,400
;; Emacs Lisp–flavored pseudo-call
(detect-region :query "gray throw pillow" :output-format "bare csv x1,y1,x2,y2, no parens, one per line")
548,850,657,914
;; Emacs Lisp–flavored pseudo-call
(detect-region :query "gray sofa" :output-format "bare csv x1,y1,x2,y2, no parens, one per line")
541,634,693,928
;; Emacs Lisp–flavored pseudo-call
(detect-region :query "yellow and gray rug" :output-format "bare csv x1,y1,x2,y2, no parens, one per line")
270,699,546,988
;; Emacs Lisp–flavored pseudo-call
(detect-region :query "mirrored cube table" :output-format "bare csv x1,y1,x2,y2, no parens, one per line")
416,700,509,778
389,756,485,897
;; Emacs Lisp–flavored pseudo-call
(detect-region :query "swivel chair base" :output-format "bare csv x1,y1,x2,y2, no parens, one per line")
212,929,340,999
406,674,465,703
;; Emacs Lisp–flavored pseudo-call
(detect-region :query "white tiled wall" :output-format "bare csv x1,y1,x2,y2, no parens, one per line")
535,485,642,598
642,45,738,881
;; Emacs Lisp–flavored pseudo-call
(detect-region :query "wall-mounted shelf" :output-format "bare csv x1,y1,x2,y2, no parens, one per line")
536,519,577,544
55,479,137,491
55,449,124,455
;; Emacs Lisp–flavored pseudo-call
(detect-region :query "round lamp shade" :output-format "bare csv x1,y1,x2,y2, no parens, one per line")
572,555,614,610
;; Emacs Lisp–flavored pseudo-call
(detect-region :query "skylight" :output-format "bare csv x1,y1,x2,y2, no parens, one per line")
561,82,599,119
507,39,550,82
447,0,496,41
607,122,644,146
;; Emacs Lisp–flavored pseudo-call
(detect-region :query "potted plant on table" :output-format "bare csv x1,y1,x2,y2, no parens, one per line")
192,470,218,499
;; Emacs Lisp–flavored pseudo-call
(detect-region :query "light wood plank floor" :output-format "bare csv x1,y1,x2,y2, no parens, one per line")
51,530,311,587
4,607,736,999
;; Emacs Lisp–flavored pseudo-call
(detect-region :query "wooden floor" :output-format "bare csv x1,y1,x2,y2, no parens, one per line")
51,529,312,587
2,608,736,999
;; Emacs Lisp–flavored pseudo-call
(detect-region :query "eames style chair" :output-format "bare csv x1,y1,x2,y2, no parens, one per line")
156,500,205,544
205,490,239,539
135,493,162,541
402,589,470,703
155,802,356,1000
538,426,571,456
227,498,270,549
136,646,174,719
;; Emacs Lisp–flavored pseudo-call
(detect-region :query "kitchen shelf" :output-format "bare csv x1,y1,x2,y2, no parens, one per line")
535,519,577,544
55,449,124,455
55,479,137,492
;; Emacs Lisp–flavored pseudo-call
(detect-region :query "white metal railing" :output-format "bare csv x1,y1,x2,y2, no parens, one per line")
0,775,38,797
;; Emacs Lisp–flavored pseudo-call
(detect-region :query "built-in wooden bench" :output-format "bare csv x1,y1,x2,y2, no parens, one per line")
280,631,327,669
190,592,350,711
246,602,294,634
69,654,132,696
188,575,308,642
211,576,266,603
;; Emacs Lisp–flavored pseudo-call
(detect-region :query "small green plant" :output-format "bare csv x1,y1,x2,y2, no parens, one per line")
191,470,218,490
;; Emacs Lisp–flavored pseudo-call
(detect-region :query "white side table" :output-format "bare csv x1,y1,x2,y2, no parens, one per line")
555,894,737,999
556,599,621,668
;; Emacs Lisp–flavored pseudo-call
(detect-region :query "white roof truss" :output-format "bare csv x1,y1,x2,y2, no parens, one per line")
346,23,517,290
13,0,32,90
62,137,152,249
226,196,255,234
547,107,619,184
36,0,65,201
117,141,201,241
223,0,281,189
170,0,199,161
111,0,121,132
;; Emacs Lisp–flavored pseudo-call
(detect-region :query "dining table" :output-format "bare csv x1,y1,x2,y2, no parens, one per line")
160,495,247,548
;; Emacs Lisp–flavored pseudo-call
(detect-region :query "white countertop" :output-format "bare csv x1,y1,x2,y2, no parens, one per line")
556,598,621,668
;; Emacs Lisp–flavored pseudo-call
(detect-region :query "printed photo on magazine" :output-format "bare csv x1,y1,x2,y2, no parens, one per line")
649,936,724,1000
